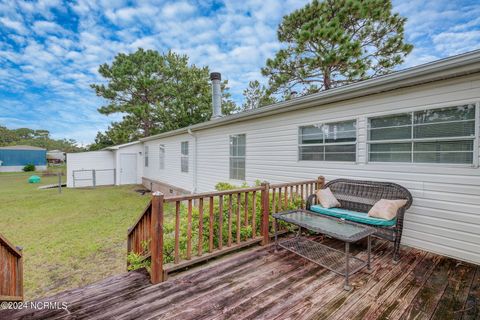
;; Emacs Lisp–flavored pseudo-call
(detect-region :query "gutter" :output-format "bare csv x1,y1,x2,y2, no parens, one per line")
140,49,480,142
103,140,142,151
187,127,198,193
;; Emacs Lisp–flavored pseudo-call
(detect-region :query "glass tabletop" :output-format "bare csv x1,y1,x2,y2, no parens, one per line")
273,210,376,242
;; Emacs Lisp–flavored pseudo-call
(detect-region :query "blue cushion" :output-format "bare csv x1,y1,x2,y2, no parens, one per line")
309,205,397,227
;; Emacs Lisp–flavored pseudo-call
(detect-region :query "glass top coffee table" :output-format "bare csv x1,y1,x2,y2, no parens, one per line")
273,209,376,290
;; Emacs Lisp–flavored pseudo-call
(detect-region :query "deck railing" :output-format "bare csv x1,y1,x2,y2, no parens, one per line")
0,234,23,302
127,201,153,261
128,176,325,284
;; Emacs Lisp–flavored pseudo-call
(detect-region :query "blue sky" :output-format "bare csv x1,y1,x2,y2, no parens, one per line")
0,0,479,145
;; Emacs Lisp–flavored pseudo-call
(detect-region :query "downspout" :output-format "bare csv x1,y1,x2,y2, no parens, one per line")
187,127,198,193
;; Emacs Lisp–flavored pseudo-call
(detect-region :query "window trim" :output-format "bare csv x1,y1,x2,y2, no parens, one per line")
229,133,246,181
355,116,360,163
474,101,480,168
366,101,479,167
144,146,149,168
297,118,358,163
159,144,165,170
180,141,189,173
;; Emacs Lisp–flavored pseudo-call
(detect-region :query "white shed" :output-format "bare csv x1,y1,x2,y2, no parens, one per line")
66,141,143,188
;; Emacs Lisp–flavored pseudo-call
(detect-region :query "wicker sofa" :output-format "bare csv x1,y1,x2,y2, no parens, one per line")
306,179,413,262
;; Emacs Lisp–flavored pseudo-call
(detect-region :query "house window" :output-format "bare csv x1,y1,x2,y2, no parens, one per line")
368,104,476,164
298,120,357,161
144,146,149,167
159,144,165,170
181,141,189,173
230,134,246,180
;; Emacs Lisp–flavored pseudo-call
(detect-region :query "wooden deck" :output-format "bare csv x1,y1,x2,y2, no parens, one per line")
2,238,478,320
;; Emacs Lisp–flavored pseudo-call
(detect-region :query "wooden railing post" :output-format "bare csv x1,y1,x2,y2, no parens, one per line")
0,234,23,301
317,176,325,190
261,181,270,245
150,191,164,284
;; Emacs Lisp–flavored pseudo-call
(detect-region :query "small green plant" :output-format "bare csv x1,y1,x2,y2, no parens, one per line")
23,163,36,172
127,252,151,271
127,239,151,271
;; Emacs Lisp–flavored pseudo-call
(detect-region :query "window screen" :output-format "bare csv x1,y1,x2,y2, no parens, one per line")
299,120,357,161
181,141,188,173
230,134,246,180
368,104,476,164
159,145,165,170
144,146,149,167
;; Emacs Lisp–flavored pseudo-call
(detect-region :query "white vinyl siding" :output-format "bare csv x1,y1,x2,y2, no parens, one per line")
142,135,193,192
66,151,115,188
159,144,165,170
229,134,246,180
368,104,477,164
181,141,189,173
144,146,149,167
299,120,357,162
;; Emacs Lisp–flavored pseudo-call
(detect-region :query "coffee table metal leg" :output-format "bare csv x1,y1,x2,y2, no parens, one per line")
367,235,371,271
274,218,278,251
297,226,302,237
344,242,351,291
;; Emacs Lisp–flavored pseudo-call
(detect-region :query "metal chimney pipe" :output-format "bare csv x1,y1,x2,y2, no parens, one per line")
210,72,222,119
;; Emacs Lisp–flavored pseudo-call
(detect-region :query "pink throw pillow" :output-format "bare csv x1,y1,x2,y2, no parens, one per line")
316,188,341,208
368,199,407,220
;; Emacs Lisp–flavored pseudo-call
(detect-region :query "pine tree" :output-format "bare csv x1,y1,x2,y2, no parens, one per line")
241,80,277,110
262,0,413,95
90,49,238,148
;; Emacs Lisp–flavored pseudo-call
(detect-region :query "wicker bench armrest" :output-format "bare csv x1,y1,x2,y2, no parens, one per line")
306,194,317,210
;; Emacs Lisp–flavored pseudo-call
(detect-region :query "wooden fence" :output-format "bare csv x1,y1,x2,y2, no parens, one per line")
127,176,325,284
0,234,23,301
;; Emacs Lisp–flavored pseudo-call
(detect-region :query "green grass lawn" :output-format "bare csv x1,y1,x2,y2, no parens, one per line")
0,171,149,299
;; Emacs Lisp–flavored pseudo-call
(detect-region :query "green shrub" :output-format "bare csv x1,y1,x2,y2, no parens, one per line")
127,240,151,271
129,181,303,265
127,252,151,271
23,163,35,172
214,181,249,191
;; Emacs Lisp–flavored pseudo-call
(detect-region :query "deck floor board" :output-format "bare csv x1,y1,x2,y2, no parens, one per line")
1,238,478,320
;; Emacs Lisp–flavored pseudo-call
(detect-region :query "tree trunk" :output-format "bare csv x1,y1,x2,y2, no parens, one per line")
323,70,331,90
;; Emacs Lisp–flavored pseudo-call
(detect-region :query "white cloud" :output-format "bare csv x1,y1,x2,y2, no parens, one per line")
33,20,67,35
129,36,158,50
393,0,480,56
433,30,480,55
161,2,196,19
8,34,27,44
106,4,158,25
402,50,439,68
0,17,28,34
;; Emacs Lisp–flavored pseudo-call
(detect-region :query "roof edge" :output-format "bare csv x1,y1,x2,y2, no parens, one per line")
103,140,142,150
0,145,47,150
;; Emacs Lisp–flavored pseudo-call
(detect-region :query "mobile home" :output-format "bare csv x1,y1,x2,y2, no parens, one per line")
68,50,480,265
